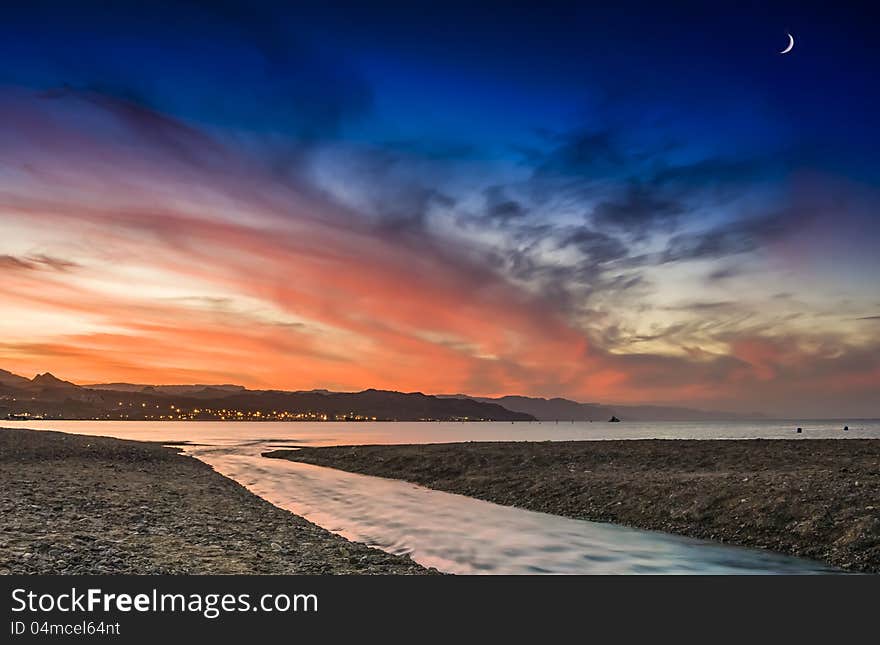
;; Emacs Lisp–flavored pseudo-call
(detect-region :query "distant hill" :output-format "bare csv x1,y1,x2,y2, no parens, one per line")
443,394,763,422
1,369,533,422
1,367,762,422
87,383,247,397
26,372,79,390
0,369,31,389
460,395,614,421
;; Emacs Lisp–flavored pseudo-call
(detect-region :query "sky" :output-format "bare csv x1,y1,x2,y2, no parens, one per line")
1,1,878,416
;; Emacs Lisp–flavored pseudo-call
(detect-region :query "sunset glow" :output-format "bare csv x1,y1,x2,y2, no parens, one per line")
1,3,878,416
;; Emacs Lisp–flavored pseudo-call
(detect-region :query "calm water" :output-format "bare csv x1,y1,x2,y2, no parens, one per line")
5,418,878,445
7,419,875,574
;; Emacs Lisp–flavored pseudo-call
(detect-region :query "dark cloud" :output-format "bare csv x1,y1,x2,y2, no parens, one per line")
534,128,623,177
664,301,737,312
499,249,593,312
591,184,683,236
376,186,455,235
659,210,800,264
0,256,32,271
513,112,800,238
706,266,743,282
559,227,628,264
481,222,639,315
51,89,231,172
483,186,529,222
0,255,79,272
320,144,457,235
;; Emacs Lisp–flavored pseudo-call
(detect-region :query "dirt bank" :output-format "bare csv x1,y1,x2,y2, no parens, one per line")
0,428,429,574
266,439,880,572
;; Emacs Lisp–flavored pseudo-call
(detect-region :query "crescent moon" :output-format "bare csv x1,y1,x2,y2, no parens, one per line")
780,32,794,54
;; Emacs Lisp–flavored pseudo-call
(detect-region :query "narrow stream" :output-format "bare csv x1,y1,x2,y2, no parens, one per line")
189,442,837,575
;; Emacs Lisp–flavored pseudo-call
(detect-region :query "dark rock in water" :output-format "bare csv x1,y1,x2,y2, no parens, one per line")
796,427,802,433
609,416,621,423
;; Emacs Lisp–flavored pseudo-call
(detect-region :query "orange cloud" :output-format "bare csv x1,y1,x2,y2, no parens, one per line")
1,89,878,417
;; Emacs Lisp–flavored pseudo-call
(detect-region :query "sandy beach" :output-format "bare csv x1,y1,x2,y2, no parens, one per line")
266,439,880,572
0,428,429,574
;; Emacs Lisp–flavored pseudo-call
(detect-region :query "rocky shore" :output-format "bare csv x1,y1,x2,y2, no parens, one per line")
0,428,429,574
266,439,880,572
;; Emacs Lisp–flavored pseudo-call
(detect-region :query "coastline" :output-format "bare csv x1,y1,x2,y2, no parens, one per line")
266,439,880,573
0,427,430,574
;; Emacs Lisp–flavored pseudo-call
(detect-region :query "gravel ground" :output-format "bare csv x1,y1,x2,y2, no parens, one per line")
266,439,880,573
0,428,430,574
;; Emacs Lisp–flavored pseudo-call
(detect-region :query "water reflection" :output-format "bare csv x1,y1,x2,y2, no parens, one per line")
189,442,837,575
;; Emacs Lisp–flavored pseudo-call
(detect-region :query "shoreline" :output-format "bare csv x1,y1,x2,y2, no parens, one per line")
0,428,430,574
266,439,880,573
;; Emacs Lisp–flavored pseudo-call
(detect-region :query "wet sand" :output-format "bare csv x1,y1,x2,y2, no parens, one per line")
0,428,429,574
266,439,880,572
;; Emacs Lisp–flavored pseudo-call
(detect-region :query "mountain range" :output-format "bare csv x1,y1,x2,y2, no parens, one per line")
444,395,764,422
0,370,529,421
0,368,762,422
